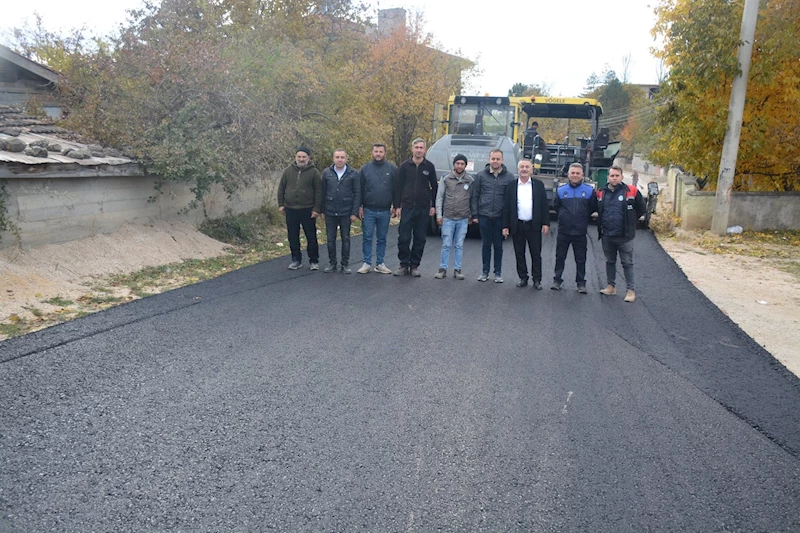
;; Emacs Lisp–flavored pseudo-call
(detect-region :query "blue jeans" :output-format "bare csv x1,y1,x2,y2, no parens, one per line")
479,216,504,275
440,218,468,270
362,208,390,265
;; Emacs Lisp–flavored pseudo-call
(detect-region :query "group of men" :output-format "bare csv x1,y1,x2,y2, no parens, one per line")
276,140,646,301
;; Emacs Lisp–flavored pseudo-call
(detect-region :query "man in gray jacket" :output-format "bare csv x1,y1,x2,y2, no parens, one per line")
470,149,516,283
435,154,473,280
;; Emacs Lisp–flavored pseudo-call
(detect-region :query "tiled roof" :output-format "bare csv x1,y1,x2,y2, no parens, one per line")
0,105,134,166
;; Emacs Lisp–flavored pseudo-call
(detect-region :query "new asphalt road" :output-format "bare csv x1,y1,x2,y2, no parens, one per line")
2,225,799,531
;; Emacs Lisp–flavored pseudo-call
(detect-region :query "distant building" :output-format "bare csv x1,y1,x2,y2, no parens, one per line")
633,83,661,101
0,44,61,117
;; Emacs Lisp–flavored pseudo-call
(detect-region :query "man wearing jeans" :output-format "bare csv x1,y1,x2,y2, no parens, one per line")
357,143,397,274
277,146,323,270
596,165,646,302
470,149,515,283
394,138,438,277
434,154,473,280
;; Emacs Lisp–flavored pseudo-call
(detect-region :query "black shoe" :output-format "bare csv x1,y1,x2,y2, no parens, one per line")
533,281,542,290
516,279,528,288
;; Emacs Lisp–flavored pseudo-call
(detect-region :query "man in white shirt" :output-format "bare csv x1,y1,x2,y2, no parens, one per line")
502,159,550,288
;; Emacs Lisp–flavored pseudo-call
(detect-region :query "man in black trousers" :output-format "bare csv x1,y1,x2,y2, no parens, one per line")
502,158,550,289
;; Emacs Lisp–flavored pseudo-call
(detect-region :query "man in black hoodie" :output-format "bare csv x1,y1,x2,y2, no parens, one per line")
393,138,437,277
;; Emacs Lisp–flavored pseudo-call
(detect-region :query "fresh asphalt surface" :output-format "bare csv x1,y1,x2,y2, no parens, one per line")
1,224,799,532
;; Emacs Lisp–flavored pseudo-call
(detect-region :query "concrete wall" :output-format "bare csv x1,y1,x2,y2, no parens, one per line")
0,173,280,249
672,171,800,230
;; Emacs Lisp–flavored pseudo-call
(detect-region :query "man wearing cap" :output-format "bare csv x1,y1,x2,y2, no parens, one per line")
393,138,438,277
434,154,473,280
277,146,323,270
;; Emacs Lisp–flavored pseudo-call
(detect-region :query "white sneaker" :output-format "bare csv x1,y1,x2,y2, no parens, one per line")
374,263,392,274
357,263,372,274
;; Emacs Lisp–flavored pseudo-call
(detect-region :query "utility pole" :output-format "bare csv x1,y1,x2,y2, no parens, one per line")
711,0,760,235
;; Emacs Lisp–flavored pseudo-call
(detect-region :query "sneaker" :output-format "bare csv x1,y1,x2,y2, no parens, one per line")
341,265,352,274
324,264,337,273
393,266,409,276
533,281,543,290
410,268,421,277
600,284,617,296
624,289,636,302
494,276,504,284
288,260,302,270
551,280,562,291
374,263,392,274
309,262,319,271
434,268,447,279
516,279,528,287
478,273,489,282
453,270,465,280
357,263,372,274
577,284,587,294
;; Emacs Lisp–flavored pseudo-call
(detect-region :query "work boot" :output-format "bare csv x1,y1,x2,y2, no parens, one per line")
374,263,392,274
624,289,636,302
599,284,617,296
453,270,465,280
434,268,446,279
410,267,421,277
324,264,337,273
357,263,372,274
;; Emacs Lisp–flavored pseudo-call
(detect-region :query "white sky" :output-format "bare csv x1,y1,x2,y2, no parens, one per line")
0,0,664,96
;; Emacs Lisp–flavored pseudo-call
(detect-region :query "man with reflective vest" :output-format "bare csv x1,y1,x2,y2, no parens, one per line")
596,165,646,302
552,162,598,293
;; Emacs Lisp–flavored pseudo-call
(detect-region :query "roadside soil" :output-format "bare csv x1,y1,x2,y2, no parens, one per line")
1,204,798,378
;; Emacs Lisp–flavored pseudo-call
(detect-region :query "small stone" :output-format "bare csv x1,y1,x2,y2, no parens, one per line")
24,146,49,157
4,138,26,152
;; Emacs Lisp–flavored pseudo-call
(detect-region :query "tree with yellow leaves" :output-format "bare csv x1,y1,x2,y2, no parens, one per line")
651,0,800,191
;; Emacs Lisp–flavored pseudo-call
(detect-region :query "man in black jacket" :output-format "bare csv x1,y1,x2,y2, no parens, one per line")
471,149,516,283
552,162,598,293
321,149,361,273
357,143,397,275
596,165,646,302
502,159,550,288
393,138,437,277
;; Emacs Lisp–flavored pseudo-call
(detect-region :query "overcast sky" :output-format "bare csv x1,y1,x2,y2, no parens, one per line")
0,0,664,96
